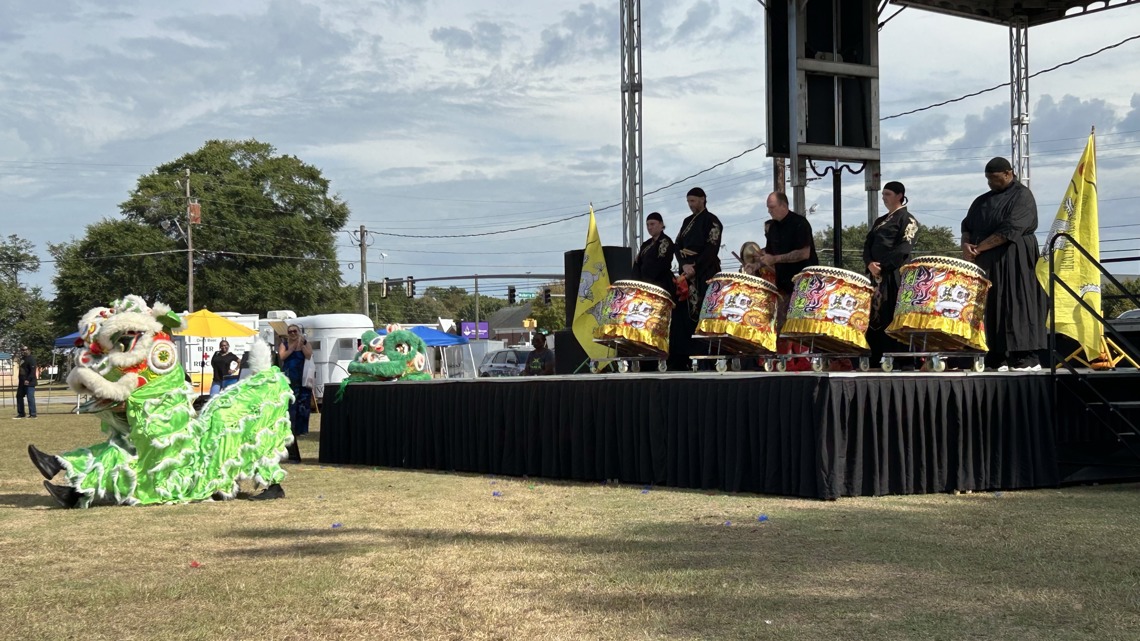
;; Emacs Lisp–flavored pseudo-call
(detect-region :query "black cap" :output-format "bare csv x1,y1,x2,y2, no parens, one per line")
883,181,905,196
686,187,706,199
985,157,1013,173
646,212,663,223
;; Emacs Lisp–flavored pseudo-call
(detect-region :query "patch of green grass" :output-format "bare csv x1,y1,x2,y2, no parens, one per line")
2,412,1139,640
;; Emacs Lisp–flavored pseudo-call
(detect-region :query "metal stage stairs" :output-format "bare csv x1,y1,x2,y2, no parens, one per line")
1046,233,1140,484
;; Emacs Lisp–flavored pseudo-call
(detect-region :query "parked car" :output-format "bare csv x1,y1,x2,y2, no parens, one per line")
1119,309,1140,320
478,349,531,377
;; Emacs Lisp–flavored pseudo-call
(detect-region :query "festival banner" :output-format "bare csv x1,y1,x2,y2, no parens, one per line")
1035,131,1101,360
572,205,614,360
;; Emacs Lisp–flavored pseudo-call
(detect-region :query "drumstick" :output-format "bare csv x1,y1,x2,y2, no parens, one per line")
731,251,744,264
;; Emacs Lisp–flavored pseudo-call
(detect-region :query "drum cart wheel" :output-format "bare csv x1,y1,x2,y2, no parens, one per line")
881,356,894,373
617,360,630,374
929,355,946,373
775,358,787,372
715,359,728,373
810,356,825,372
972,357,985,373
762,358,775,372
730,358,742,372
858,357,870,372
589,360,599,374
630,360,641,373
657,359,668,372
690,358,699,372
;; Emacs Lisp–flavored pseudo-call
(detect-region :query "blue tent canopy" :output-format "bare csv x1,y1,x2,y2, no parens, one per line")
55,331,82,348
377,326,468,347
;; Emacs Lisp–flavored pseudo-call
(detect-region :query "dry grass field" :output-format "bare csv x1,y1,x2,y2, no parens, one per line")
2,410,1139,640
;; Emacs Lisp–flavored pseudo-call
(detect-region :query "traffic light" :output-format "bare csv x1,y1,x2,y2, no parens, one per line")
380,278,389,299
543,287,552,305
405,276,415,298
507,286,516,305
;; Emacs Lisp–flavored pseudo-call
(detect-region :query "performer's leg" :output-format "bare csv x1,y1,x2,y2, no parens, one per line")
27,387,36,418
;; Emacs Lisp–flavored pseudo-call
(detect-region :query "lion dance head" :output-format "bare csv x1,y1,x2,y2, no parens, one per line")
68,294,185,408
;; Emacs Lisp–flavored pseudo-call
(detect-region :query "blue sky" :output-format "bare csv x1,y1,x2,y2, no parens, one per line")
3,1,1140,305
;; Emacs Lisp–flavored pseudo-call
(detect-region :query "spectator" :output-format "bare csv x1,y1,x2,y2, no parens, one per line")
278,324,313,460
523,333,555,376
209,340,241,397
15,346,37,419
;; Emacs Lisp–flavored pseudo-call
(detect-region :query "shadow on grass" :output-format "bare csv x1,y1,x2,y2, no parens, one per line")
0,492,56,509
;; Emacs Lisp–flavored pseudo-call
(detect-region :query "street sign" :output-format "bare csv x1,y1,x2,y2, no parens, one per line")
460,321,489,339
517,292,535,300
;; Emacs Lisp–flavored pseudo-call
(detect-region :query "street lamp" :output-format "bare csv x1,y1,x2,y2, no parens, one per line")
379,252,388,281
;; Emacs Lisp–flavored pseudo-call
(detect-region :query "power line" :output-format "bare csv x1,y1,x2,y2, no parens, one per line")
882,33,1140,121
369,143,768,240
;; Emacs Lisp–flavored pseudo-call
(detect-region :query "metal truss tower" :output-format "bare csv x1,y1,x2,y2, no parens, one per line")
620,0,644,251
1009,15,1030,187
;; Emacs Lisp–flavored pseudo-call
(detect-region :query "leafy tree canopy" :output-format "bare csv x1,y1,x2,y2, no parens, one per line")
0,235,55,357
50,139,353,327
813,222,961,271
0,234,39,286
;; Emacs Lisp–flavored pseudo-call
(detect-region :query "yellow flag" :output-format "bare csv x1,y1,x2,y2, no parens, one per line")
1035,131,1100,360
572,206,614,360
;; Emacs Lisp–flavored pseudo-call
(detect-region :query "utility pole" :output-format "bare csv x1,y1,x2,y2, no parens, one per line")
774,158,786,194
358,224,369,316
473,275,480,341
186,168,194,312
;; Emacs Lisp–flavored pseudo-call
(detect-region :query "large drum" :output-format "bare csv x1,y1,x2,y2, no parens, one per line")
780,266,874,352
695,272,781,353
593,280,674,354
887,256,990,352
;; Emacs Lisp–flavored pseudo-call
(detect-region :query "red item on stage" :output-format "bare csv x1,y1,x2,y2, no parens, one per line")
675,275,690,301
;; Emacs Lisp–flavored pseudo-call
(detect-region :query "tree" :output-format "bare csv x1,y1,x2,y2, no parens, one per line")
1103,278,1140,319
367,283,509,327
50,219,184,326
813,222,961,271
0,234,38,286
0,236,56,358
51,139,352,326
529,282,566,332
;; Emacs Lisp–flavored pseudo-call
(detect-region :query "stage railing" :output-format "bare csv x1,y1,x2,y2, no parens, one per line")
1046,232,1140,466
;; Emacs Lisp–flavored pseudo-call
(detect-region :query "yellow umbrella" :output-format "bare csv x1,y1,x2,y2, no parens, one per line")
176,309,258,338
174,309,257,393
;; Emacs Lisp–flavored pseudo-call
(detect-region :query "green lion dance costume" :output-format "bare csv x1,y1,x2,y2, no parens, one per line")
335,324,432,401
28,295,295,508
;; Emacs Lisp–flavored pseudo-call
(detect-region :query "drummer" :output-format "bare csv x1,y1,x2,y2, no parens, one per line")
670,187,723,370
631,212,676,297
863,181,919,363
760,191,819,327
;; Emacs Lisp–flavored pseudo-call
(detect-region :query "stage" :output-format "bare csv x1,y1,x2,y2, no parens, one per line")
316,369,1129,499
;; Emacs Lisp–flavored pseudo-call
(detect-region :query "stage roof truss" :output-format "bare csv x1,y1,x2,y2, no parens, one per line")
890,0,1140,27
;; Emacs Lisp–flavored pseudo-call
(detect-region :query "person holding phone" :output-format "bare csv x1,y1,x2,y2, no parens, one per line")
277,324,313,460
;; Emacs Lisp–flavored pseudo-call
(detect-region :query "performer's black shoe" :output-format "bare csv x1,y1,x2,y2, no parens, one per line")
43,480,80,509
28,444,62,480
250,484,285,501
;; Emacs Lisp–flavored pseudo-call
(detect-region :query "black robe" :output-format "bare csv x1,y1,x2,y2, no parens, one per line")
863,206,918,359
631,233,676,298
961,181,1047,361
670,209,722,366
